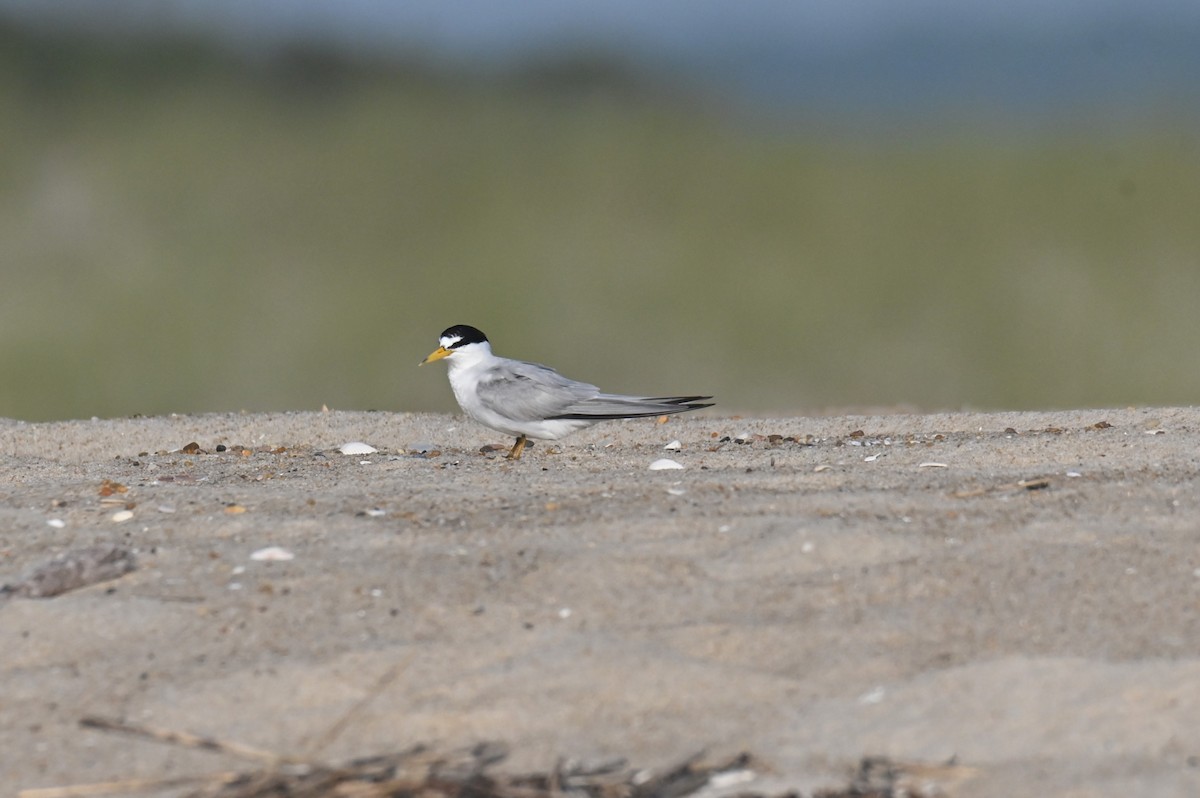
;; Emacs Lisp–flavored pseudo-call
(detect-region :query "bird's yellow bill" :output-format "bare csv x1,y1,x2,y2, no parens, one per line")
420,346,451,366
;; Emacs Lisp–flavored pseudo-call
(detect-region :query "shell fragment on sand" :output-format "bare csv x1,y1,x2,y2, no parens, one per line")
250,546,295,562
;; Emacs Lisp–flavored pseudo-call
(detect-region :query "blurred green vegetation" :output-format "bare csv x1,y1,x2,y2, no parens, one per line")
1,23,1199,421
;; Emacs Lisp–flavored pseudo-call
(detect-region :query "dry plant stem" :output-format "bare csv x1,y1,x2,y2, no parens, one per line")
78,717,293,766
303,661,407,758
19,772,241,798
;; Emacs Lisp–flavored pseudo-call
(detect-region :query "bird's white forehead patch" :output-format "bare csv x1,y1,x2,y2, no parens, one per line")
440,334,463,349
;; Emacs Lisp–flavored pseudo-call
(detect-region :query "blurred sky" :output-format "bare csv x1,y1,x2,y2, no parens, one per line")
5,0,1200,52
4,0,1200,121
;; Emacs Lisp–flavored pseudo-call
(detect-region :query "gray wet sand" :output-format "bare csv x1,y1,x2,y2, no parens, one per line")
3,407,1200,797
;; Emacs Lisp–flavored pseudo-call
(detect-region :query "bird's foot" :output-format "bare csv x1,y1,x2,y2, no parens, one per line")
506,435,528,460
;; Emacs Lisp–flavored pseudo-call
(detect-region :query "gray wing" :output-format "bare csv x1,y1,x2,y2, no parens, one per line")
474,359,601,422
550,393,715,419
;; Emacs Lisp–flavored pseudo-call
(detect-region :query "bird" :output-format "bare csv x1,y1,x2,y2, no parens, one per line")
420,324,713,460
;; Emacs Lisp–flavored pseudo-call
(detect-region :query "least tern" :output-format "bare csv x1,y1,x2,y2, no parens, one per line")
421,324,713,460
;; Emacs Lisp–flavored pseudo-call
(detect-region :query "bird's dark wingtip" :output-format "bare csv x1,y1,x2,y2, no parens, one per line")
646,395,715,407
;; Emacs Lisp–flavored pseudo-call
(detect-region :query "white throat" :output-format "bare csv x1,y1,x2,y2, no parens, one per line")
444,340,495,374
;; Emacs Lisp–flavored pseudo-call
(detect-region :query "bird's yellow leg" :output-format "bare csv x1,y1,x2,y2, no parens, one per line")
506,435,528,460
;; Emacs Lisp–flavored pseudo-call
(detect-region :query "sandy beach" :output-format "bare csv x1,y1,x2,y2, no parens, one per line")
3,407,1200,796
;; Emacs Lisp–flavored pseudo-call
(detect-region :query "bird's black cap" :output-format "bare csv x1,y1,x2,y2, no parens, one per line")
440,325,489,347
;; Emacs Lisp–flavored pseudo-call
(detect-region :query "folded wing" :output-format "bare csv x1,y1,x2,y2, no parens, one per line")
549,394,714,420
474,360,713,422
474,360,602,422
